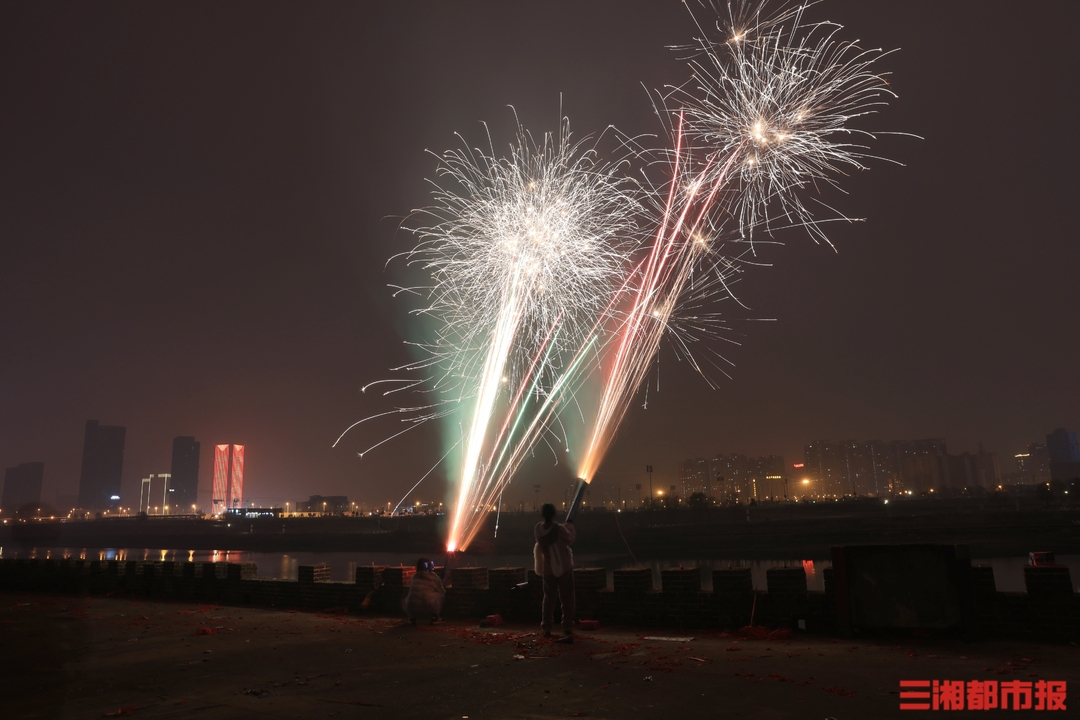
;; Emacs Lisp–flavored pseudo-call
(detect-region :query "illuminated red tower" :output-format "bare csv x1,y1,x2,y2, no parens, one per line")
212,444,245,513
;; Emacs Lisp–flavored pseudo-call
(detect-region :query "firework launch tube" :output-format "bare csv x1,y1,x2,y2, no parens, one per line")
565,478,587,524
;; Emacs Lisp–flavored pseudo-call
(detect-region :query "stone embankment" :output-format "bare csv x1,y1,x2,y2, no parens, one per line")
2,553,1077,640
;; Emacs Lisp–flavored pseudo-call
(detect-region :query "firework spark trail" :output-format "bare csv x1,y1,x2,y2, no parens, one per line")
578,120,742,482
446,281,524,552
576,1,897,483
447,288,557,552
677,1,898,247
397,118,643,552
451,331,600,551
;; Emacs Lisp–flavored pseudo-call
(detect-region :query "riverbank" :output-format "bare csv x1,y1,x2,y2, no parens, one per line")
3,592,1076,719
4,550,1079,642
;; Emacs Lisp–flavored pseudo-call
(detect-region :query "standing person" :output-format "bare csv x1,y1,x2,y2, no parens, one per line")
403,557,445,625
534,502,576,643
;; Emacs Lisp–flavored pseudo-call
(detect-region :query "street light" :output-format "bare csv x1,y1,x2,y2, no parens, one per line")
158,473,171,514
140,476,152,513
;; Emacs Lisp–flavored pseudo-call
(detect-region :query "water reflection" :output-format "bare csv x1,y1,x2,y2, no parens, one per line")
278,554,298,581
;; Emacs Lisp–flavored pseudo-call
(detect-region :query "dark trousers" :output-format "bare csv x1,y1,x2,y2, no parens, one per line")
541,571,575,634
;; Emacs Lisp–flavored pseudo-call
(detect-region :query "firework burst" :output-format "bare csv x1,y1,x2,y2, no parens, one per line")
402,117,642,398
576,0,899,482
383,117,644,550
674,0,898,245
342,1,902,553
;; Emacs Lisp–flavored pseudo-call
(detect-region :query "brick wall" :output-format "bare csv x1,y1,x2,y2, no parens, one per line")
449,567,488,589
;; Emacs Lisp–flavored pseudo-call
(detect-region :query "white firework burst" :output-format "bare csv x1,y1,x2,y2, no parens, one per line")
674,0,898,246
401,116,644,399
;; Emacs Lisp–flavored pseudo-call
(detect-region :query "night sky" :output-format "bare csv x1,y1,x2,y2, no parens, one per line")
2,1,1077,512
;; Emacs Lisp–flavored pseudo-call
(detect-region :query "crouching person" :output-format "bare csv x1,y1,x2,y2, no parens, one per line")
403,557,445,625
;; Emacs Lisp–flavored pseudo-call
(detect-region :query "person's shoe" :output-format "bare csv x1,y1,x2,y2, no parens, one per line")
556,635,574,644
541,630,553,639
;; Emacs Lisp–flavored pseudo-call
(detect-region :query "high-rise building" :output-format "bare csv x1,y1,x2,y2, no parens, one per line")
837,441,875,496
806,439,940,496
212,444,245,513
896,439,948,493
2,462,44,516
946,453,981,489
1046,428,1080,481
78,420,126,509
679,458,710,498
1047,428,1080,462
710,453,750,503
975,450,1000,488
1015,442,1051,483
866,441,901,495
170,437,200,514
702,453,785,501
747,454,786,499
804,441,848,496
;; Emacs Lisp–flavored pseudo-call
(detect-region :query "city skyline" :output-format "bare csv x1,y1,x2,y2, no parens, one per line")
4,420,1074,515
1,2,1077,514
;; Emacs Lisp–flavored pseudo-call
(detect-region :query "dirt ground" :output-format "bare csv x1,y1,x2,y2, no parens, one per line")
2,592,1077,719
